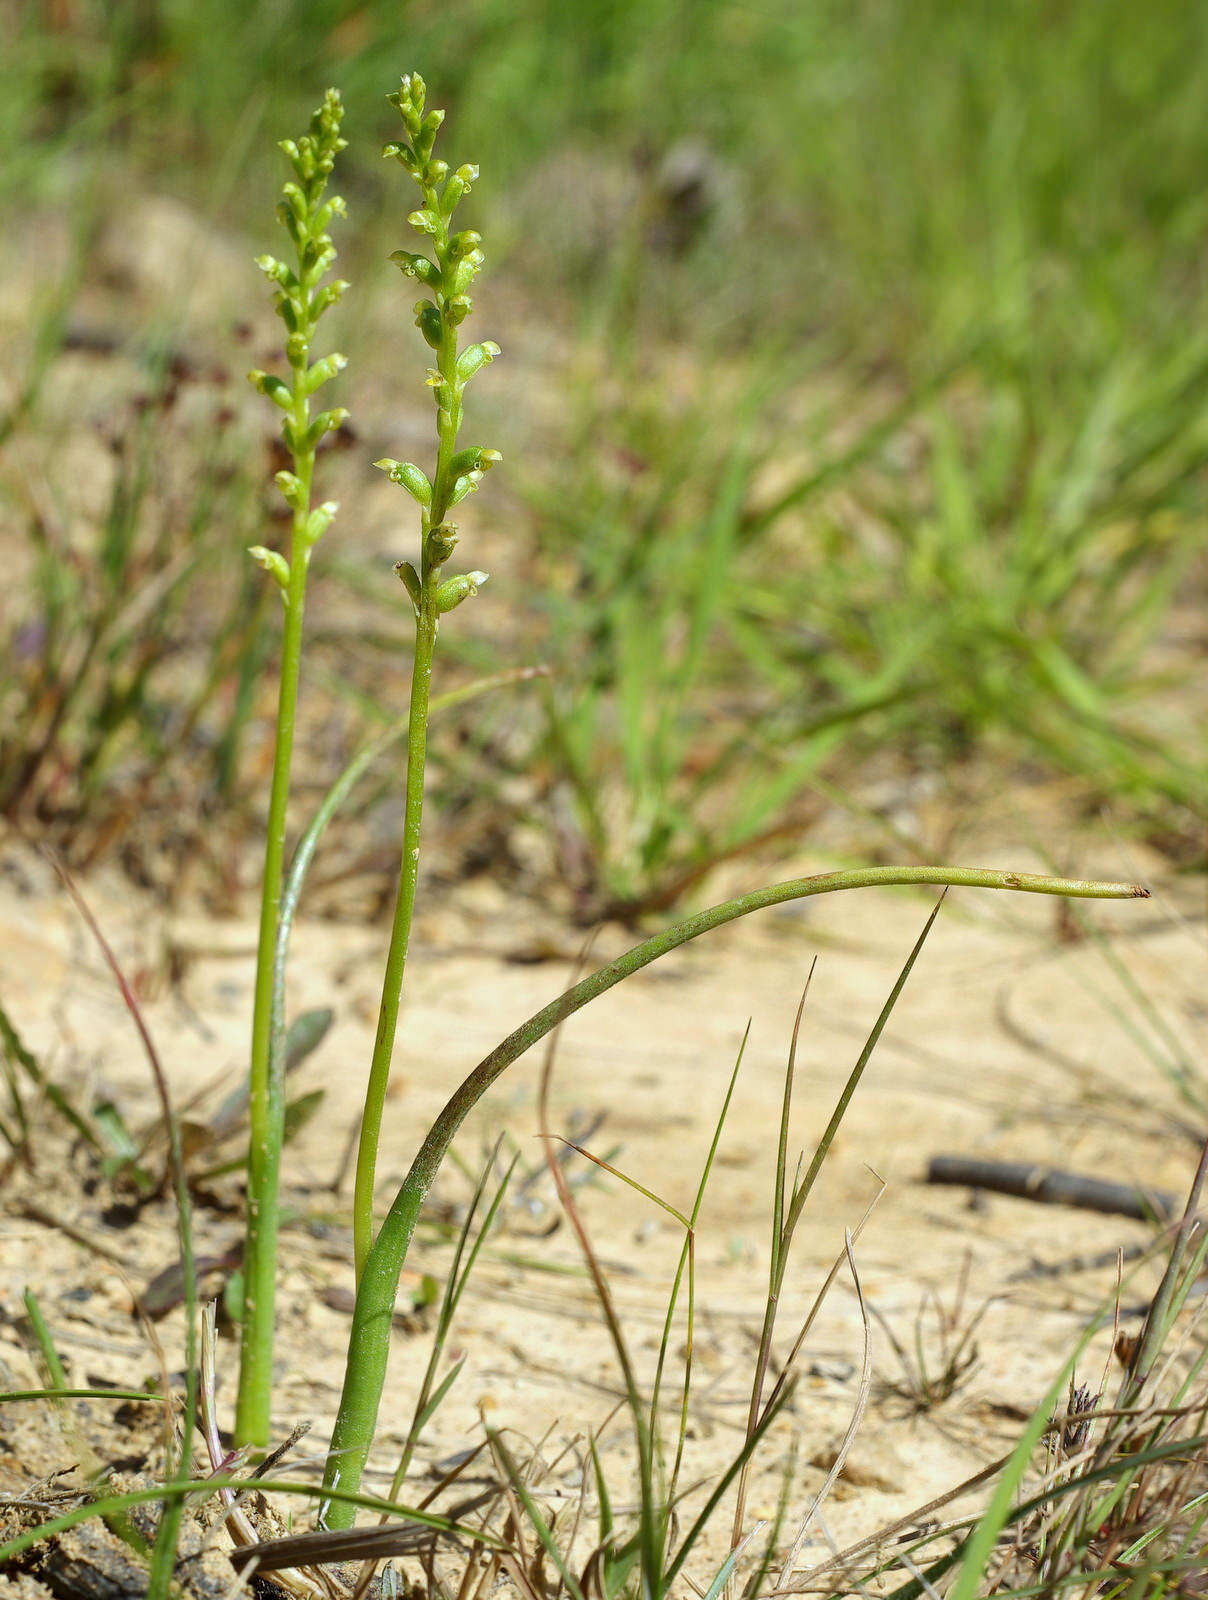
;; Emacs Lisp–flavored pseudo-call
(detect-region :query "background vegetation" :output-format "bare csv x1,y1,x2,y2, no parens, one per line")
3,8,1208,1595
3,0,1206,916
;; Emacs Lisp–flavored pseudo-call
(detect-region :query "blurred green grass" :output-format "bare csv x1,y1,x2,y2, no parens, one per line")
3,0,1206,909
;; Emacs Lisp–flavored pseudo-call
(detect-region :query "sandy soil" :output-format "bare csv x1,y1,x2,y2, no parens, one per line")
0,823,1202,1587
1,192,1205,1593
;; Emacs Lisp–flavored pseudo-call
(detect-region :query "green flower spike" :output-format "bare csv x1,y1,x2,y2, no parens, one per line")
346,73,501,1333
235,88,348,1451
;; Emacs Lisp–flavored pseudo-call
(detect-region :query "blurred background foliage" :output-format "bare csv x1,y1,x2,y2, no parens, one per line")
2,0,1206,919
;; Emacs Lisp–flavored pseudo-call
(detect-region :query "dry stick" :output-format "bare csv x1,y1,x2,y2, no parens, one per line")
321,866,1147,1525
44,850,197,1600
927,1156,1179,1220
122,1262,177,1477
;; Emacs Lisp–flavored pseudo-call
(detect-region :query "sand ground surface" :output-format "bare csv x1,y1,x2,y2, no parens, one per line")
0,825,1202,1588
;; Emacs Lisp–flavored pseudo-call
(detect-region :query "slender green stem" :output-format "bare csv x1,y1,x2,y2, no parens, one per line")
237,525,310,1446
321,863,1146,1522
350,82,490,1278
235,90,347,1447
353,604,436,1279
273,668,546,1070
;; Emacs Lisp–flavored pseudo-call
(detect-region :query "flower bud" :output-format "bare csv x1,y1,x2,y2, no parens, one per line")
449,470,483,505
450,253,484,295
286,331,308,369
449,446,502,477
281,182,308,224
312,279,350,317
276,201,303,249
419,109,445,153
303,240,337,277
405,73,426,113
303,351,347,395
249,544,290,591
456,341,501,381
255,254,293,287
382,140,418,171
306,407,349,447
445,294,473,325
248,370,292,409
306,501,338,543
315,195,347,231
396,560,423,610
434,570,488,613
275,292,300,333
390,251,439,286
414,301,443,349
374,460,432,504
426,523,459,564
274,470,304,508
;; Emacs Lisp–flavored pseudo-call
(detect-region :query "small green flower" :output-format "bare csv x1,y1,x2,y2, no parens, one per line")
249,88,349,537
377,73,501,593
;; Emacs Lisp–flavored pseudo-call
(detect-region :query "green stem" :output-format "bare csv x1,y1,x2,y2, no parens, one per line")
236,442,313,1448
273,671,544,1050
352,603,436,1279
321,862,1145,1522
351,172,463,1280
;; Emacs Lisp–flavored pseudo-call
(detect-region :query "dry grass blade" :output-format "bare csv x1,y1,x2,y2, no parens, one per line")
549,1136,691,1229
762,1175,886,1424
227,1490,499,1573
730,976,813,1559
733,898,944,1568
42,846,198,1600
536,978,663,1594
868,1254,991,1411
1124,1134,1208,1400
775,1229,874,1588
771,1450,1018,1593
486,1426,589,1600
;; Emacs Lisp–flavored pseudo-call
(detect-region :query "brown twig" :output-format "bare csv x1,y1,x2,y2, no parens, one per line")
926,1155,1177,1222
